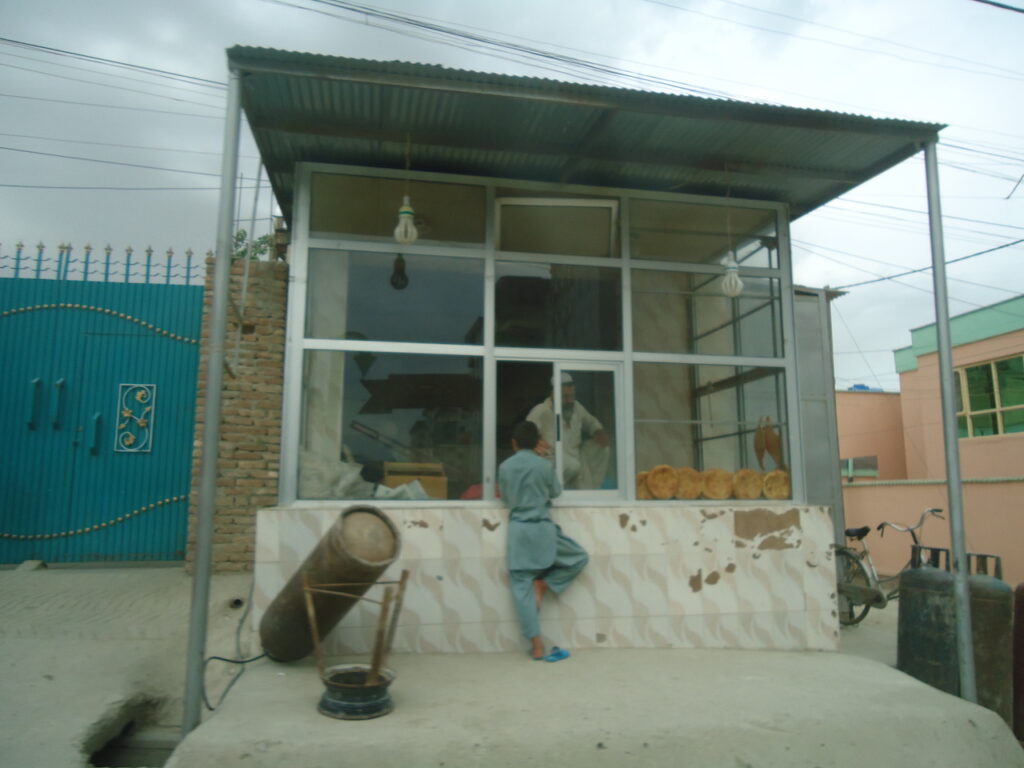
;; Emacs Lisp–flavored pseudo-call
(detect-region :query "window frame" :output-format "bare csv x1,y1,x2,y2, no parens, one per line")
955,355,1024,438
278,161,800,506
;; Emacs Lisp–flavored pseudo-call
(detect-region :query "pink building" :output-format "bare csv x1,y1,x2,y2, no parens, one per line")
838,295,1024,586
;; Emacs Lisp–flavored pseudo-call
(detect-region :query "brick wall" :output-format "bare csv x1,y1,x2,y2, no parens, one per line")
189,258,289,571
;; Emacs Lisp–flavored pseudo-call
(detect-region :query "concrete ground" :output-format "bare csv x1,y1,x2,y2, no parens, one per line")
1,564,1021,768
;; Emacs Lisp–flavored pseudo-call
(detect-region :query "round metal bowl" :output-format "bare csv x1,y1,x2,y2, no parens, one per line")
318,664,395,720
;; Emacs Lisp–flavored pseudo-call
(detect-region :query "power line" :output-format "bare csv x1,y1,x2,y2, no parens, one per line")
0,60,224,109
716,0,1024,78
0,49,227,100
643,0,1024,83
262,0,739,100
0,145,221,177
970,0,1024,14
794,240,1022,296
0,131,256,160
0,92,222,119
832,239,1024,289
0,184,266,190
0,37,225,89
834,199,1024,233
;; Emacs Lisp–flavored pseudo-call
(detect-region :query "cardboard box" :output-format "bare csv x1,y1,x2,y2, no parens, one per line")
382,462,448,499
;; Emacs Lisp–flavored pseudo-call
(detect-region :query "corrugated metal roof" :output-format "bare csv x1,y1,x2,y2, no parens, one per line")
227,46,944,224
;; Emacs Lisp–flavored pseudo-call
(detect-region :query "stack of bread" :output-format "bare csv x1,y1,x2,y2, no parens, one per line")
635,465,790,500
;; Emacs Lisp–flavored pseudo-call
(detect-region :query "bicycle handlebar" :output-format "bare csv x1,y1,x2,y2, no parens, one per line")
877,508,944,538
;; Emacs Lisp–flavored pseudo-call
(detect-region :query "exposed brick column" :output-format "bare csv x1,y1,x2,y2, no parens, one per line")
188,258,289,571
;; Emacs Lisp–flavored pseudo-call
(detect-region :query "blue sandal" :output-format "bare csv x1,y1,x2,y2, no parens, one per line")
543,646,570,662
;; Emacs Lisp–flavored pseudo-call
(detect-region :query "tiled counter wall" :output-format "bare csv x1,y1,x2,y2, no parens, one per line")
253,505,839,655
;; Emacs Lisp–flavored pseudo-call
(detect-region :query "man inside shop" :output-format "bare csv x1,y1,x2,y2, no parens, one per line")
526,372,610,490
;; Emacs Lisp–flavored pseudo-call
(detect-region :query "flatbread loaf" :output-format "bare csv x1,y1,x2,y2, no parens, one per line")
701,468,733,500
764,470,791,499
646,464,678,499
636,472,653,500
674,466,702,499
733,468,763,499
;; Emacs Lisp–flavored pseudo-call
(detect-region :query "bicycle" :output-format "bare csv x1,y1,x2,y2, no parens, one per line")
835,507,945,626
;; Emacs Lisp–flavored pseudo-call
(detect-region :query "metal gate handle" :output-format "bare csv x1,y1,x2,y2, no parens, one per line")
52,378,66,430
89,412,102,455
27,377,41,430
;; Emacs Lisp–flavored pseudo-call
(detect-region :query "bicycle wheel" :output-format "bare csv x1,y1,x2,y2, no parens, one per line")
835,549,872,626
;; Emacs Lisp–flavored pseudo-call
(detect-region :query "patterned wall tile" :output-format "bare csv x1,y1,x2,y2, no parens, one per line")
440,507,483,560
394,508,445,560
803,547,838,615
805,610,840,651
480,621,523,653
666,550,740,617
254,510,280,563
731,550,807,615
277,509,328,563
440,557,484,625
478,557,513,625
254,503,836,654
480,511,506,559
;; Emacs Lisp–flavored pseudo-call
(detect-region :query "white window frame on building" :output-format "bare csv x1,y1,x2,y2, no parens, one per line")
278,162,802,506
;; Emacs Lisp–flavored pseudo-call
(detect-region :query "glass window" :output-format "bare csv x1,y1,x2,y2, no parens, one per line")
966,364,996,411
971,413,997,437
310,174,486,243
495,261,622,350
306,250,484,345
498,199,617,258
299,351,482,501
629,198,777,267
633,362,788,497
631,270,782,357
956,356,1024,437
996,357,1024,407
1004,408,1024,434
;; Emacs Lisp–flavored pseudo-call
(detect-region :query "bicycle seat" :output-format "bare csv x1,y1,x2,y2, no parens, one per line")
845,526,871,541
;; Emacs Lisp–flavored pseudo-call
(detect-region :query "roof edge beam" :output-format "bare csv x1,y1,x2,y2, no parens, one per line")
231,56,943,139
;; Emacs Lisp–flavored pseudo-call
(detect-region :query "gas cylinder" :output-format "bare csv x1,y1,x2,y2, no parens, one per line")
967,554,1012,727
897,546,957,695
1014,582,1024,740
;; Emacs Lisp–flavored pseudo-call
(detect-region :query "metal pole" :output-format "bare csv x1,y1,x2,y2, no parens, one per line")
182,67,243,736
923,140,977,703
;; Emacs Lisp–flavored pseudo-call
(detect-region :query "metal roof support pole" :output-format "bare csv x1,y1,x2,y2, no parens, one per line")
923,139,977,703
182,68,243,736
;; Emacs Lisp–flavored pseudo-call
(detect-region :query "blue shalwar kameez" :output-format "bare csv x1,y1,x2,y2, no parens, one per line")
498,449,589,640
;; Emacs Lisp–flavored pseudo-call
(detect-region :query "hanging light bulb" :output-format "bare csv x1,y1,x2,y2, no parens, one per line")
393,195,418,245
721,253,744,298
390,254,409,290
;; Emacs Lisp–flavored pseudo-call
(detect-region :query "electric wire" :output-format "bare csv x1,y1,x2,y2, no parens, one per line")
714,0,1024,78
0,131,257,160
0,145,223,177
0,60,225,109
0,91,223,118
0,48,228,100
0,37,226,89
642,0,1024,83
831,239,1024,289
837,199,1024,233
832,302,886,390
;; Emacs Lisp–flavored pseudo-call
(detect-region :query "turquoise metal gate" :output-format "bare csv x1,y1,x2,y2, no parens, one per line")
0,253,204,563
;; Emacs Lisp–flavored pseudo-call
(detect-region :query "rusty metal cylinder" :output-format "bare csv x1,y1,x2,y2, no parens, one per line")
968,565,1012,726
260,506,400,662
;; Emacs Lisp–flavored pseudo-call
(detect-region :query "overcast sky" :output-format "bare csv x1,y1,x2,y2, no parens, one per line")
1,0,1021,391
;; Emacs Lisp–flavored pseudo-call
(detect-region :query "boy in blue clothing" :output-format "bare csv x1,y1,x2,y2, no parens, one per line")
498,421,589,660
